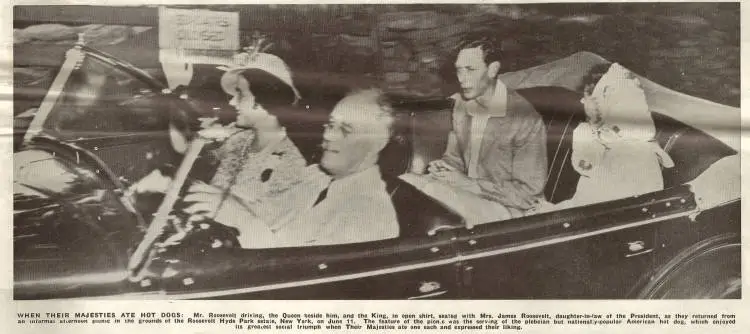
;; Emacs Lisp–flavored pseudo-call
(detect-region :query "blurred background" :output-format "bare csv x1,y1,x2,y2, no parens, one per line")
14,3,740,115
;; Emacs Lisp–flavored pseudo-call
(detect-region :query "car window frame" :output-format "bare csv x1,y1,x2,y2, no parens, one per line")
22,46,171,143
41,58,170,139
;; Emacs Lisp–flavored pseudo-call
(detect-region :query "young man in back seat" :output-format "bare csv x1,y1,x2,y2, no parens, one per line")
425,35,547,219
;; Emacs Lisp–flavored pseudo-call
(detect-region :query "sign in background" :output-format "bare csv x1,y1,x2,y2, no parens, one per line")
158,7,240,87
158,7,239,52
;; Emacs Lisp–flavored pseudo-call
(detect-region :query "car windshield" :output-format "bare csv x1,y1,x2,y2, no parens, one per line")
41,55,168,139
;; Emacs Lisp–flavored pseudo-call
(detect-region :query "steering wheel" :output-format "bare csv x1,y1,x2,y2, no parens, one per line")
126,88,242,281
126,137,206,281
127,136,249,282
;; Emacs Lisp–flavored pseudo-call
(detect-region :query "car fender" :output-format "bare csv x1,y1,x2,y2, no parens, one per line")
632,232,740,299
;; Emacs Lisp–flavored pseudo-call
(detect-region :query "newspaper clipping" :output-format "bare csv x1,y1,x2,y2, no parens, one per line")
5,1,747,333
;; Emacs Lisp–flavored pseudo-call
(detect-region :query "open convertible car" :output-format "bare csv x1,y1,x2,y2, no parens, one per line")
14,42,741,299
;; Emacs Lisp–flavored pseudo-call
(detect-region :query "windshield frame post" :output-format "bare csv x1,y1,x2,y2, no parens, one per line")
22,39,86,144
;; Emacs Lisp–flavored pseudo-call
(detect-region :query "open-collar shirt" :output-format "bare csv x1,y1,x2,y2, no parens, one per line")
452,81,509,178
444,80,547,214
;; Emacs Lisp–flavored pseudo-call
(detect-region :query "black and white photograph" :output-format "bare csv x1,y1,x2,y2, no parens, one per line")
12,3,741,301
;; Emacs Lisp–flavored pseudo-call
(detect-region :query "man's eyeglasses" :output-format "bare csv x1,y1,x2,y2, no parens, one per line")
323,122,353,137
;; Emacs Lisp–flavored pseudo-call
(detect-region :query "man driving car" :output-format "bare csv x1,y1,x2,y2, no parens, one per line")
182,88,400,248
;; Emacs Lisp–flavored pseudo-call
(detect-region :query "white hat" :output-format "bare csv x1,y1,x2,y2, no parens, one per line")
219,52,301,103
591,63,654,141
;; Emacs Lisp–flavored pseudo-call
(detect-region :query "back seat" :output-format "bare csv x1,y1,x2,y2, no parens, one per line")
395,86,585,204
652,113,736,188
356,86,734,236
390,86,733,206
515,86,585,203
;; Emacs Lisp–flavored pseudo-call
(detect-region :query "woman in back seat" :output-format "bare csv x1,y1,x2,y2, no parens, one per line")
554,63,674,209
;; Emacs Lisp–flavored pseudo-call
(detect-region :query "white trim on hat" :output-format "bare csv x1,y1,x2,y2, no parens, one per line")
219,53,301,103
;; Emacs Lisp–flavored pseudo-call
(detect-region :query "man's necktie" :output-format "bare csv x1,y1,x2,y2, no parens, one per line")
313,186,329,207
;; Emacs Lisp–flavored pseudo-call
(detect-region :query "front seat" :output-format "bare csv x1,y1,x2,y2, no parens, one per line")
384,176,464,238
378,111,464,238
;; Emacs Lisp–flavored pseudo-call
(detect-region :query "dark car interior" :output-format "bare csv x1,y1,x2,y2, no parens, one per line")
15,54,738,245
14,52,740,301
371,85,737,237
95,74,739,240
372,86,587,237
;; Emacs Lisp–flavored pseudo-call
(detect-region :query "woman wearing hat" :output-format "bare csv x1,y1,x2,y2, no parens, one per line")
195,53,313,221
557,62,674,209
130,53,313,223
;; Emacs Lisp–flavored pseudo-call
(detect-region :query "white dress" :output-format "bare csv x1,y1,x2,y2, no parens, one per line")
565,123,665,207
558,63,674,208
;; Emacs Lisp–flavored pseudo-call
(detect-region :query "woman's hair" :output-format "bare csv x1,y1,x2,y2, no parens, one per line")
580,63,613,95
237,68,321,163
237,68,298,126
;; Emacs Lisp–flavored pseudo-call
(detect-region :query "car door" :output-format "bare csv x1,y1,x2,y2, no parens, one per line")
454,185,698,299
150,227,462,300
14,146,143,299
128,165,466,300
